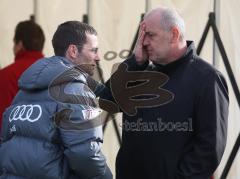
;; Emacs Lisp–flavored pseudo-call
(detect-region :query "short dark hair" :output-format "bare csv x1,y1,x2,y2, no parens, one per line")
52,21,97,57
14,20,45,51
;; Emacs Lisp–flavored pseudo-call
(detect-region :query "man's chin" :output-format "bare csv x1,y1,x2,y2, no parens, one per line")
83,69,94,76
88,72,94,76
77,65,95,76
149,57,157,62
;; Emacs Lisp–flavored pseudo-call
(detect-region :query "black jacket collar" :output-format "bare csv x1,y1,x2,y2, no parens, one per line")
150,41,196,73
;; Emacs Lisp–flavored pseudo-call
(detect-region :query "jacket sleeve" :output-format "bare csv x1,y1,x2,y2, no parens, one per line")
0,70,17,132
122,54,149,71
176,71,229,179
59,127,108,178
98,55,149,113
54,81,111,179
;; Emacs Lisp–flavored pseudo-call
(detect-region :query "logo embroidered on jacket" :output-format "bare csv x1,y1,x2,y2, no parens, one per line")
10,125,16,133
9,104,42,123
82,108,102,120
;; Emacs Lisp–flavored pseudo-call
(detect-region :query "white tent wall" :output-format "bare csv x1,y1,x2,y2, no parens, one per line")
0,0,240,178
0,0,33,68
215,0,240,178
34,0,87,57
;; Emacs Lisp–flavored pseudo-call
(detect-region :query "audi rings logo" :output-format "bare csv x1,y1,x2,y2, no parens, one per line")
9,104,42,123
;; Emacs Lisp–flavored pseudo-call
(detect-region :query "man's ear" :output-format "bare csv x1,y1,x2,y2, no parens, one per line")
13,40,25,55
18,41,24,50
66,44,78,59
170,27,180,43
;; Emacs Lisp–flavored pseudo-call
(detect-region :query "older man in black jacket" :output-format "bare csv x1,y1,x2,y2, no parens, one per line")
100,6,229,179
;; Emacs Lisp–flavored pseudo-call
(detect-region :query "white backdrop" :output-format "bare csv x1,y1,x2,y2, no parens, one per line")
0,0,240,178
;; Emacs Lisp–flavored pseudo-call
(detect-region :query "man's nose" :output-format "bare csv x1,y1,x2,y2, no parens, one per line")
95,53,100,62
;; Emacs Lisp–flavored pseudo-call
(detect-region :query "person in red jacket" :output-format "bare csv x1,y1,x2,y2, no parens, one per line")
0,20,45,131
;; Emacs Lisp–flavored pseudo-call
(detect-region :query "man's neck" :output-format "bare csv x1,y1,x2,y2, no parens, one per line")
152,40,187,65
166,40,187,64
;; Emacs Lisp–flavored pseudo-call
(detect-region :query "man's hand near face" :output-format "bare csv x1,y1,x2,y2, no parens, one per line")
133,22,148,65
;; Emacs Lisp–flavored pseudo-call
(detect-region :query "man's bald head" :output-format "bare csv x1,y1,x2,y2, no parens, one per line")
144,6,185,40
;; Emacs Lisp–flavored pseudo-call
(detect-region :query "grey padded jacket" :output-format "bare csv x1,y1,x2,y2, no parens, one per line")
0,56,111,179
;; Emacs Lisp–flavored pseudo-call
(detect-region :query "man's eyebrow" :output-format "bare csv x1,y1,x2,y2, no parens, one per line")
145,31,155,35
90,47,98,53
92,47,98,50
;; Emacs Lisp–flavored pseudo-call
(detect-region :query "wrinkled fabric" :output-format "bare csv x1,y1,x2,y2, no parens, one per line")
0,56,112,179
0,50,43,131
101,41,228,179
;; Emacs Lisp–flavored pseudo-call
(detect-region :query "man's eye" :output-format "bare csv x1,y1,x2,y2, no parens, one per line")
146,32,154,37
91,48,98,53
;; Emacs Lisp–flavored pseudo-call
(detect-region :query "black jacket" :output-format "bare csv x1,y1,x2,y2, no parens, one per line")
100,41,229,179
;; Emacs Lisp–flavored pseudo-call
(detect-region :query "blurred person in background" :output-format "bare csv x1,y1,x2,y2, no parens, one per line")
0,20,45,131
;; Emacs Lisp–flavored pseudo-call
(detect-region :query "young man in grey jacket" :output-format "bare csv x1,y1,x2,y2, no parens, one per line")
0,21,112,179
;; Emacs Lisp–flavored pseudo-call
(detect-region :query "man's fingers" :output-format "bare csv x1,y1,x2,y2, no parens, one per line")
133,22,147,63
137,25,145,45
140,21,146,27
